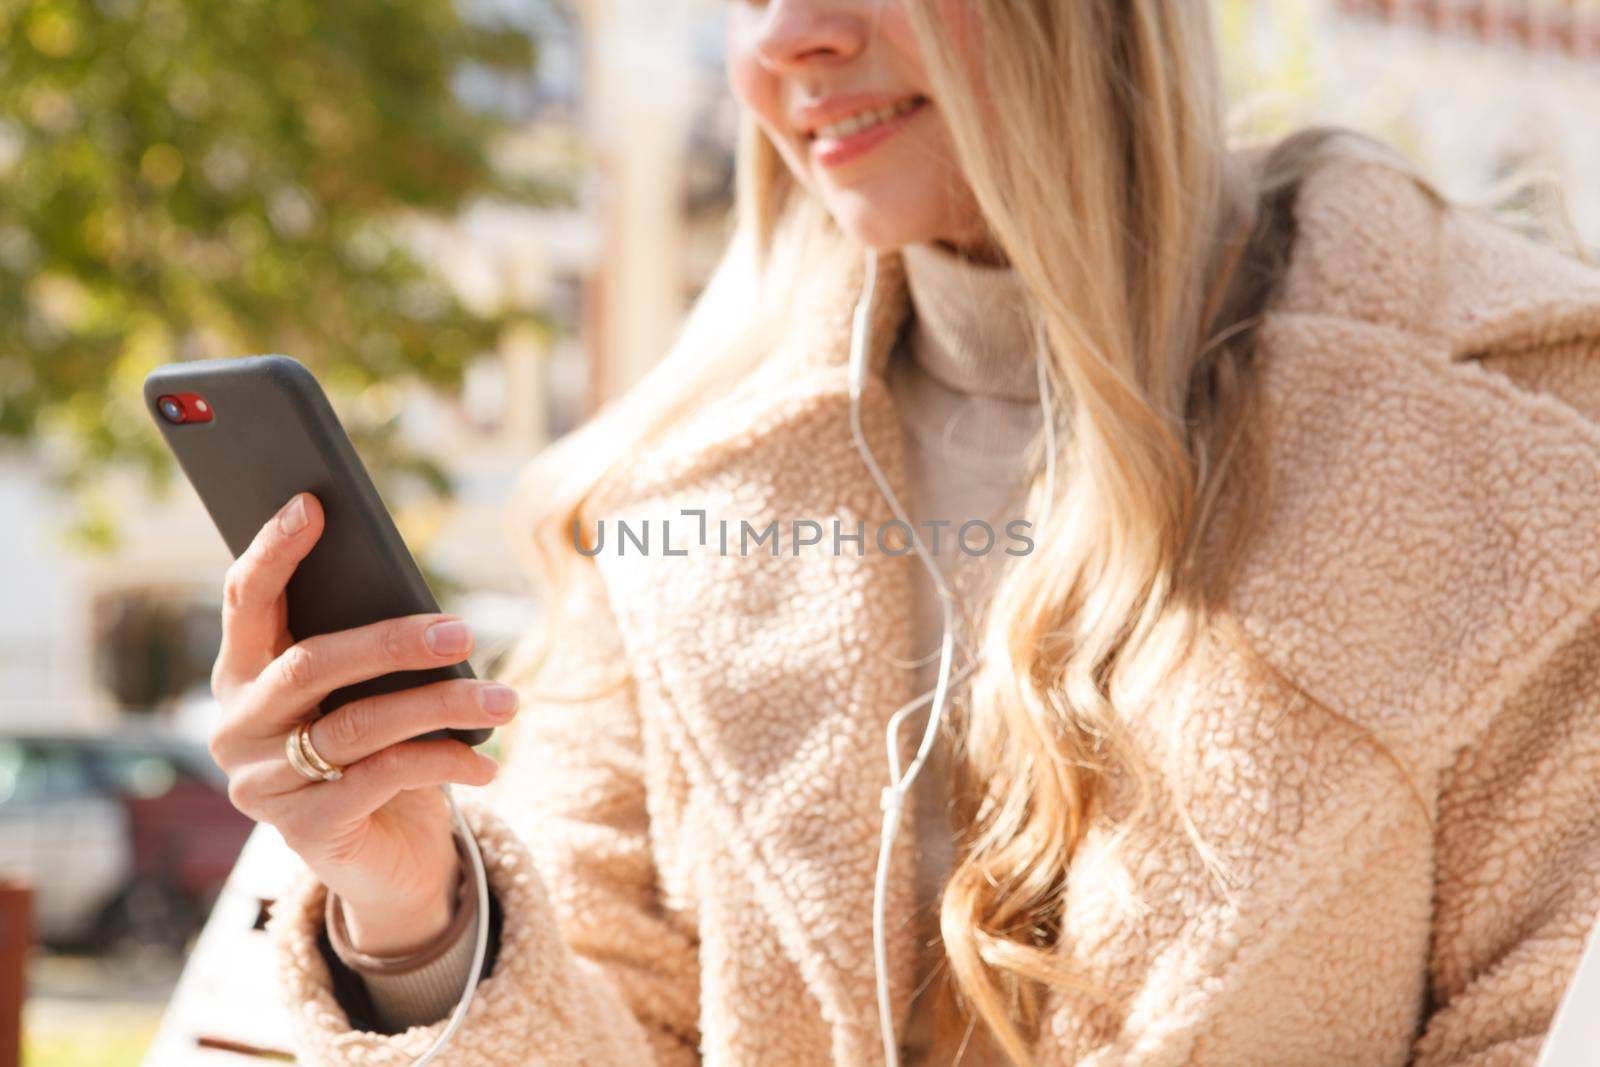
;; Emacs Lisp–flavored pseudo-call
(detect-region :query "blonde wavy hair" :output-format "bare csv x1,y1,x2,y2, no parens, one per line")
498,2,1458,1063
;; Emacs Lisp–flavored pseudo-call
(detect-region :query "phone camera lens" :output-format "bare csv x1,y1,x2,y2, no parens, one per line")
158,396,186,424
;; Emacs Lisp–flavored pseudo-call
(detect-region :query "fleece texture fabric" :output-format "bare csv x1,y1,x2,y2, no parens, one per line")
266,147,1600,1066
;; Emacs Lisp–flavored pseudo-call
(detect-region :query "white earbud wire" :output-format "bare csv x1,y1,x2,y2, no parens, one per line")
406,783,491,1066
849,248,1056,1066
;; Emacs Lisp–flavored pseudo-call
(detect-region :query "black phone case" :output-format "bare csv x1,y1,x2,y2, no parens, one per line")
143,354,491,747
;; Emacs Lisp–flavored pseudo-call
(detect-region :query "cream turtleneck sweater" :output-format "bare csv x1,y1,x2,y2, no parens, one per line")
890,241,1044,1065
324,243,1051,1063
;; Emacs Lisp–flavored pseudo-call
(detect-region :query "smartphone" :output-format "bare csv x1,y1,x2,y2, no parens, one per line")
143,354,491,747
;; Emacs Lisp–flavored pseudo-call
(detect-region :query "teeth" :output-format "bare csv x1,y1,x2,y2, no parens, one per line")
813,97,921,141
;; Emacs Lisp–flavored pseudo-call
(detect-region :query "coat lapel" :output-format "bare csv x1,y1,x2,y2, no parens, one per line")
1227,309,1600,771
589,248,922,1063
1226,159,1600,774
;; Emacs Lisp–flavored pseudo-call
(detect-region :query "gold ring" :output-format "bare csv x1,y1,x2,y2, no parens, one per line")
284,723,325,782
295,720,344,780
285,720,344,782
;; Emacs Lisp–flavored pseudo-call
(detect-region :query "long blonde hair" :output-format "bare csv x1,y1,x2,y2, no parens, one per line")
499,2,1448,1062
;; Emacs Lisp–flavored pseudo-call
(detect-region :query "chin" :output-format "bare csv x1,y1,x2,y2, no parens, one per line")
820,185,947,251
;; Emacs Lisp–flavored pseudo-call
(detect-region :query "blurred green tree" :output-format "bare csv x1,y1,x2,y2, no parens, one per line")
0,0,565,548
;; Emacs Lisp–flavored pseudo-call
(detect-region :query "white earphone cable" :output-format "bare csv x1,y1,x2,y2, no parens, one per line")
850,248,1056,1065
407,783,491,1066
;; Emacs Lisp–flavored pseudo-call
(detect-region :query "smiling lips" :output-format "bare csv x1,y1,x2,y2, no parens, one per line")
803,94,929,168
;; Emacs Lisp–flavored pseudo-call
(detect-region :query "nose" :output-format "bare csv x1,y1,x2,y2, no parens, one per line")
750,0,864,75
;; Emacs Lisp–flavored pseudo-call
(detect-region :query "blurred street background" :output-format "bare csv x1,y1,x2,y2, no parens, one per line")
0,0,1596,1064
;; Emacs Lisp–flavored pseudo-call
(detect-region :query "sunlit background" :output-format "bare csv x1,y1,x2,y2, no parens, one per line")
0,1,1596,1064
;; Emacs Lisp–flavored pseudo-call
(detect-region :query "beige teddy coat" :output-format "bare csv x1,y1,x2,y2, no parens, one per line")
266,152,1600,1066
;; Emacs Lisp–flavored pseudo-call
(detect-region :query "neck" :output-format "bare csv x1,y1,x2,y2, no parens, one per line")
899,240,1040,402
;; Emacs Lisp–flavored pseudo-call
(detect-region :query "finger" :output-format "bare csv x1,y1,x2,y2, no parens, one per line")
247,614,477,732
225,740,356,810
304,679,519,767
223,758,289,821
216,493,325,680
295,739,498,826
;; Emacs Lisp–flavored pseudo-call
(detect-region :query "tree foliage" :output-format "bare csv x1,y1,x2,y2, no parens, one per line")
0,0,561,544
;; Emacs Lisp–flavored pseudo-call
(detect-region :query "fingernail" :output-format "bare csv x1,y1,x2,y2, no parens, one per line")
477,752,499,778
425,619,472,656
280,494,308,535
477,684,518,718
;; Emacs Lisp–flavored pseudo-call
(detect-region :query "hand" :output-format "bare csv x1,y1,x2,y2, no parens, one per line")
207,492,518,954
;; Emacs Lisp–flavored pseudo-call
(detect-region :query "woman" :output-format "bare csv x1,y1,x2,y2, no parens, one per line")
208,1,1600,1064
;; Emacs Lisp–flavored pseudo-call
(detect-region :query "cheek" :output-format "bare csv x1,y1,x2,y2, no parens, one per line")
879,0,978,88
725,16,780,133
722,14,817,195
726,49,810,185
873,2,927,87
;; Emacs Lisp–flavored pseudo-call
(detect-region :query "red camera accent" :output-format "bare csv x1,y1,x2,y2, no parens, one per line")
159,392,215,424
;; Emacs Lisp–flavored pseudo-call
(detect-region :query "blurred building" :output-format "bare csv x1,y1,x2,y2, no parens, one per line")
1339,0,1600,56
1228,0,1600,252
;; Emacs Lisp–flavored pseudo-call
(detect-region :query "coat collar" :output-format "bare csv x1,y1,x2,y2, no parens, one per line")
588,152,1600,1062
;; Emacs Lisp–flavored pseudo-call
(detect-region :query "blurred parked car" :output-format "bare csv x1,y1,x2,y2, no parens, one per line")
0,724,253,958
